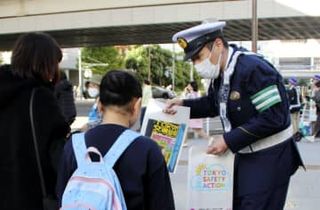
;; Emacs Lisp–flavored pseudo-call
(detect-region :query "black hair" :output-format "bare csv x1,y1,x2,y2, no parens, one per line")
11,32,62,84
189,81,198,92
100,70,142,107
144,79,151,85
84,81,90,88
60,71,67,80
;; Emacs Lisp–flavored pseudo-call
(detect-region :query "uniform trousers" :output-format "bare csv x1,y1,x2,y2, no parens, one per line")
232,139,302,210
234,181,289,210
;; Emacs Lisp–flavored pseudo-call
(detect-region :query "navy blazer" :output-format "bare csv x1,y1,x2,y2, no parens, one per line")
183,45,303,196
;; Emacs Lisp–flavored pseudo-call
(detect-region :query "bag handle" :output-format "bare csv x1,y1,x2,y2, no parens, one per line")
29,88,48,198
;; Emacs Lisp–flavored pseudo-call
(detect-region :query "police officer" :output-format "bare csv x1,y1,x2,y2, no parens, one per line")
164,21,304,210
287,77,301,135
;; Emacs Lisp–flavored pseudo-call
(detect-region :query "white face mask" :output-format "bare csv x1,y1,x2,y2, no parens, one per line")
194,46,221,79
88,87,99,98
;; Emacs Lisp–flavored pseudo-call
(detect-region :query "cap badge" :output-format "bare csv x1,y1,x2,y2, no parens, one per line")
230,91,240,100
177,37,188,49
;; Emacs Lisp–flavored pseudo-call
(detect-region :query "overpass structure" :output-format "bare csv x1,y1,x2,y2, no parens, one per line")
0,0,320,50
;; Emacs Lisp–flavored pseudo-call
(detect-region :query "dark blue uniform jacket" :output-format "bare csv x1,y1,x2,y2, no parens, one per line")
184,45,304,196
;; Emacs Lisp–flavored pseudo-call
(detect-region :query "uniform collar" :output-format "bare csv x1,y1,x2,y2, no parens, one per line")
224,46,234,71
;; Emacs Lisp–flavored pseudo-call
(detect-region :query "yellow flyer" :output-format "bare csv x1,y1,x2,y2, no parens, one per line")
140,99,190,173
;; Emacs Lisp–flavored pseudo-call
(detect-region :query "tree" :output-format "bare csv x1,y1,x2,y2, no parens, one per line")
125,45,172,86
125,45,203,91
125,46,149,82
148,45,172,86
81,46,124,75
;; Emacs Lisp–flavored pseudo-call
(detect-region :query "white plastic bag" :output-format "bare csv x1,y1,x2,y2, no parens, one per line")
187,146,234,210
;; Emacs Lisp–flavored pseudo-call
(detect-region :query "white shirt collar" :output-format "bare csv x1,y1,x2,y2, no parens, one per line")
224,46,234,70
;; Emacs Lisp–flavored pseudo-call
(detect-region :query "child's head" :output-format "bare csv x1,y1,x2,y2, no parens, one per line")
99,70,142,127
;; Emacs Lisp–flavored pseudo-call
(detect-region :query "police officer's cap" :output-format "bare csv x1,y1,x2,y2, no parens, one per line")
172,21,226,60
314,74,320,81
288,77,298,86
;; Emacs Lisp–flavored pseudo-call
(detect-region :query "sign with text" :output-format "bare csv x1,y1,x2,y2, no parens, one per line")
141,99,190,173
188,146,234,210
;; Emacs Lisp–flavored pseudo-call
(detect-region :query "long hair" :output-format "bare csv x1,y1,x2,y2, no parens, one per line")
11,32,62,84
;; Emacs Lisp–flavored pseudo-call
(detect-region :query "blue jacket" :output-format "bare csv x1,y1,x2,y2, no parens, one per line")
184,45,290,152
183,45,303,197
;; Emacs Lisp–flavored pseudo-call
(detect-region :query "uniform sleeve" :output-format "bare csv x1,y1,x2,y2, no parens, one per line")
224,57,291,153
183,82,219,118
145,143,175,210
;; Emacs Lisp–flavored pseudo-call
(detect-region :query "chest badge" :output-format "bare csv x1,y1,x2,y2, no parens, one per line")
230,91,240,100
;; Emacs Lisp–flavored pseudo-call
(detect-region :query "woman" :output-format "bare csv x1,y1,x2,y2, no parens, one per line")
0,33,70,209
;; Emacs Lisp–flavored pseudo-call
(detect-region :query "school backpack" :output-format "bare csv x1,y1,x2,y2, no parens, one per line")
61,129,141,210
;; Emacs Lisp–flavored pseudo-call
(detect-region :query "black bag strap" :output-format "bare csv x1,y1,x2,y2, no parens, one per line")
29,88,48,198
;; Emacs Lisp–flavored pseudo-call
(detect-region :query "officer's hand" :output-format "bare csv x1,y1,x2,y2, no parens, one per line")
163,98,183,115
206,135,228,155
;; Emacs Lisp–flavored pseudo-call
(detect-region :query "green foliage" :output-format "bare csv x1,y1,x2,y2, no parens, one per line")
81,46,123,75
174,60,191,90
174,60,203,91
125,45,173,86
79,45,203,91
125,46,149,81
149,45,172,86
125,45,203,91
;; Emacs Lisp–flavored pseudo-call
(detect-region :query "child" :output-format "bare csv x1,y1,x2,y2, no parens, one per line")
57,70,175,210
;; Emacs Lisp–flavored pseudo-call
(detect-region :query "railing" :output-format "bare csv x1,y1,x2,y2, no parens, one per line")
276,65,318,71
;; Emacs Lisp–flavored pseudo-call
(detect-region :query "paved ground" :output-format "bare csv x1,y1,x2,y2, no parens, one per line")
74,99,320,210
170,138,320,210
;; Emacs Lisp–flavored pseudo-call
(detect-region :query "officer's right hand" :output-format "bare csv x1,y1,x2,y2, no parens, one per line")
163,98,183,115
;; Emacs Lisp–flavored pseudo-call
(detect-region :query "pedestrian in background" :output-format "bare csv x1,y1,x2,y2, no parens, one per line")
82,81,90,99
0,33,70,209
55,71,77,126
87,74,102,122
287,77,301,135
80,74,103,131
140,79,153,127
184,81,209,143
311,75,320,137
